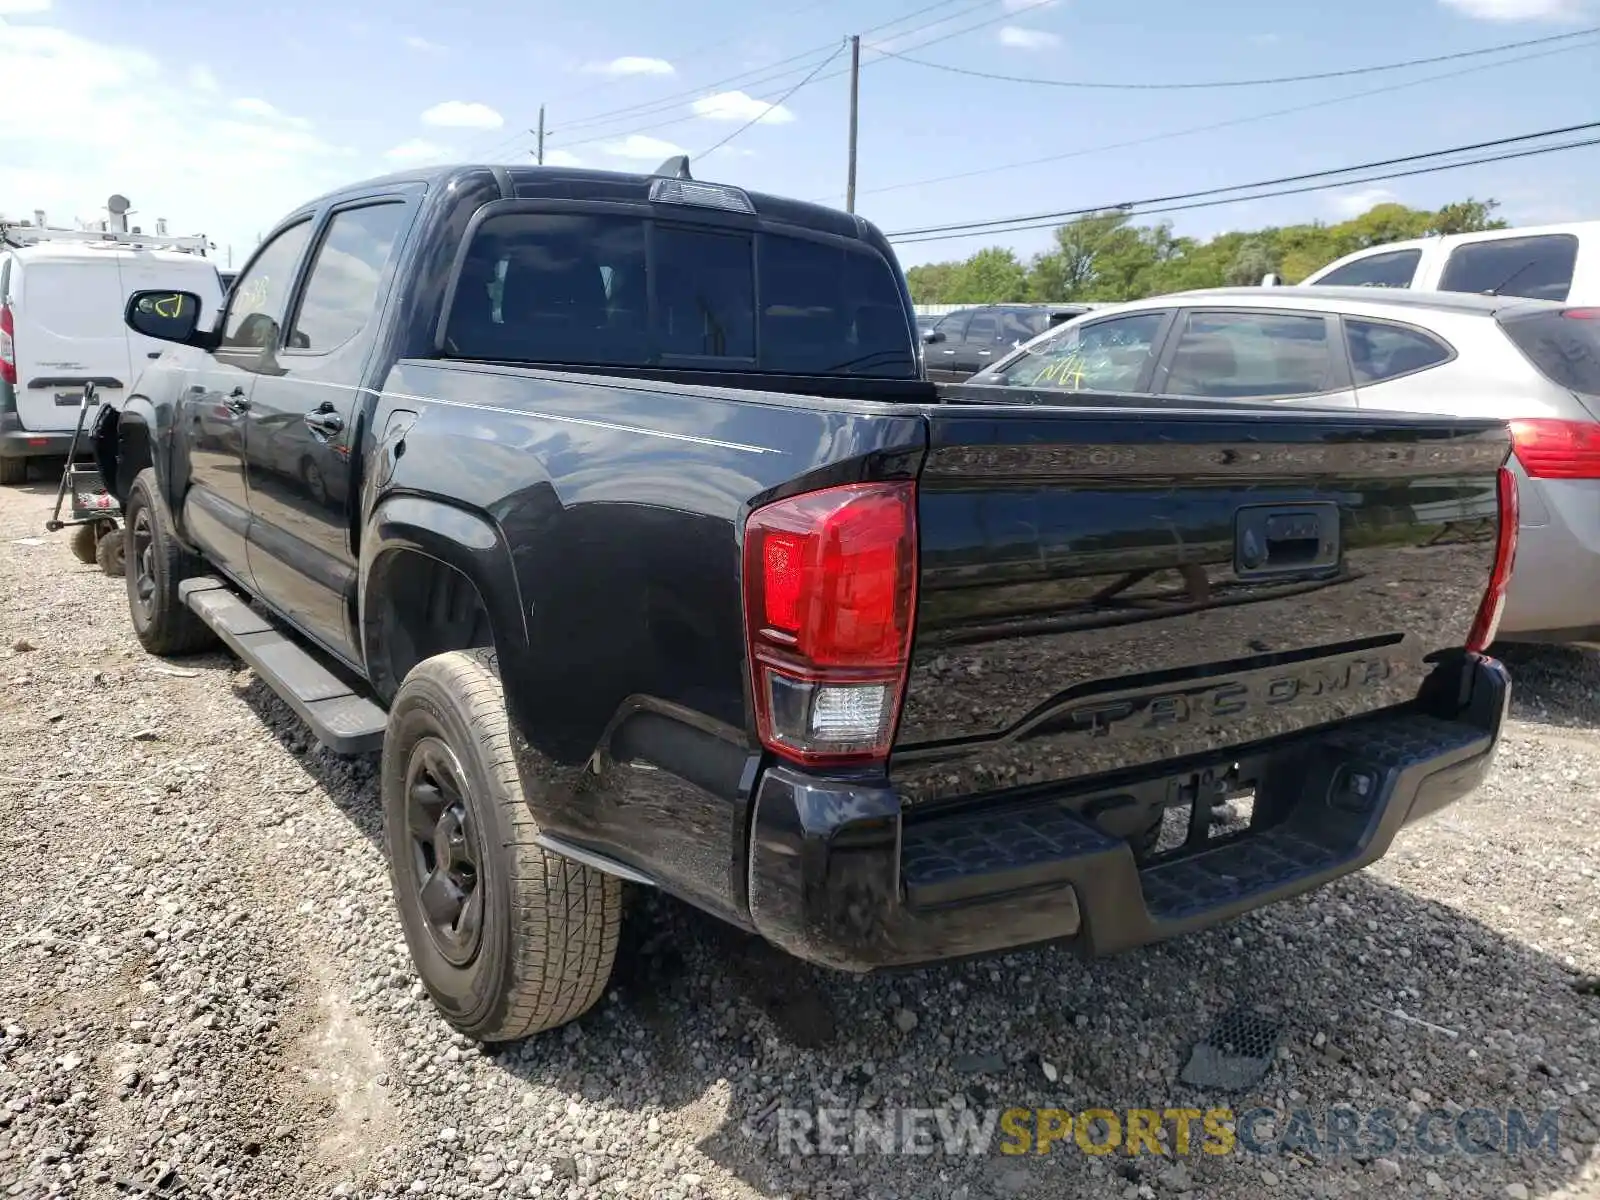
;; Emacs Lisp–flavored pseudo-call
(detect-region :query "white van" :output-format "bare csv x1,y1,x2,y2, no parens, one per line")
0,241,225,483
1298,220,1600,304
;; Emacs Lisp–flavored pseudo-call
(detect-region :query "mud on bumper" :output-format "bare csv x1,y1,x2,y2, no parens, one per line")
747,655,1509,972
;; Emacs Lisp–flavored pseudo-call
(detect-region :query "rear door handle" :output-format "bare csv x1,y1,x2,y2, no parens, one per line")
305,409,344,436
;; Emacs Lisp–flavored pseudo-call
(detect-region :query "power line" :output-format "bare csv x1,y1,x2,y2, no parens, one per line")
546,0,1056,154
698,40,850,158
875,23,1600,90
546,0,983,140
823,37,1599,203
888,132,1600,244
888,120,1600,237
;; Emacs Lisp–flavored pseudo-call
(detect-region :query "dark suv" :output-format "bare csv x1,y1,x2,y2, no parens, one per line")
922,303,1090,381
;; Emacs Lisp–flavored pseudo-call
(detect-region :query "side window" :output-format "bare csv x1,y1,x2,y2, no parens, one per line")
992,311,1167,391
1345,319,1453,385
222,220,313,349
654,226,754,358
933,312,970,342
1438,234,1578,302
999,311,1040,343
1316,249,1421,289
965,313,1000,343
288,204,409,353
1164,311,1335,399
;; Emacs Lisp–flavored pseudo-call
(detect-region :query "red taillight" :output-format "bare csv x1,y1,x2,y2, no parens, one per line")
743,481,917,766
1467,465,1518,654
1507,418,1600,479
1562,308,1600,320
0,304,16,387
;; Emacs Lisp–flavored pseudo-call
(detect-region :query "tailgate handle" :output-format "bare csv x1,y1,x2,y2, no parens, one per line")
1235,503,1339,578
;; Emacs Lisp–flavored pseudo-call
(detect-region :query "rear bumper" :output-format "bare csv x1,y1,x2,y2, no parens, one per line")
1500,475,1600,641
0,412,75,459
746,655,1508,972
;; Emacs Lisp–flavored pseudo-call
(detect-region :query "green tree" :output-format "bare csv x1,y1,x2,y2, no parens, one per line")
1428,198,1507,236
946,247,1029,303
1224,238,1279,287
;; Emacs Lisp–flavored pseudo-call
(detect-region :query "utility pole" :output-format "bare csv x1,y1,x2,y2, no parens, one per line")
536,105,546,165
845,35,860,213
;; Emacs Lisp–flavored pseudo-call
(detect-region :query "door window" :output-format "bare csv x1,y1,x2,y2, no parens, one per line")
1001,310,1046,342
1345,319,1453,385
987,311,1166,391
965,313,999,342
1438,234,1578,302
289,204,409,353
222,220,313,349
1316,248,1421,289
1164,311,1335,399
932,311,970,342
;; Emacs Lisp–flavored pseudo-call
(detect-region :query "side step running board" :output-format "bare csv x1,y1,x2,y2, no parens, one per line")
178,577,387,755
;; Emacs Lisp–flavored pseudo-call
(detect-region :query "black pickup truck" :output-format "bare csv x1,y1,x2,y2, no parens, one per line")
96,160,1517,1042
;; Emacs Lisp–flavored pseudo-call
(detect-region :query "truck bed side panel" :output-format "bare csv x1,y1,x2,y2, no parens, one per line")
370,361,927,921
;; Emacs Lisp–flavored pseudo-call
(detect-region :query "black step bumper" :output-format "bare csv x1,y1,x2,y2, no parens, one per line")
746,655,1508,972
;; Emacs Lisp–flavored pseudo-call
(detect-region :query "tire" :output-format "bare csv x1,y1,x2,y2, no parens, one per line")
95,524,125,577
0,457,25,486
70,523,99,565
382,648,621,1042
123,468,218,656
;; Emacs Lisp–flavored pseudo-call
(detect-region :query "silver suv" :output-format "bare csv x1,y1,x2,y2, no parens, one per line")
970,286,1600,644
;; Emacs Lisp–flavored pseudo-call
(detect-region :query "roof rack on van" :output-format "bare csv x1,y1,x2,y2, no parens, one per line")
0,222,212,256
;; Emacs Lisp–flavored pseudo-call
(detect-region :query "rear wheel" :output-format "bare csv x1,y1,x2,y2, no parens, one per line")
0,458,25,486
123,468,217,656
69,523,98,565
95,523,125,577
382,648,621,1041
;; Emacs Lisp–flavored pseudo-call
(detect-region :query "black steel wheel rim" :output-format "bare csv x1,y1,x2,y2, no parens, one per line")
404,736,485,967
131,508,156,620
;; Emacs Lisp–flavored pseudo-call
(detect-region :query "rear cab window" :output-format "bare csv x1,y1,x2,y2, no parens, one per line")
1315,249,1421,289
444,211,915,378
1498,307,1600,396
1439,234,1578,302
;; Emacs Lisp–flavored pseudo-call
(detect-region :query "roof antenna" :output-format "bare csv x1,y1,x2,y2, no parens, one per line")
654,155,692,180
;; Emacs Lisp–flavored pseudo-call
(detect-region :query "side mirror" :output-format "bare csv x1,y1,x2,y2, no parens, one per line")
1260,273,1282,288
923,329,944,345
126,290,203,344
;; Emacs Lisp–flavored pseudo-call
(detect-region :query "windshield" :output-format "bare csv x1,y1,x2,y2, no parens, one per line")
445,211,916,378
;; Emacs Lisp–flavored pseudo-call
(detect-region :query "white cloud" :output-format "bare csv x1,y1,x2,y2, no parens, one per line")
690,90,795,124
229,96,311,129
542,149,584,167
587,56,675,77
0,0,51,12
405,34,445,52
599,134,686,161
997,25,1062,49
0,16,350,256
385,138,449,164
1328,187,1400,218
1439,0,1591,17
419,100,503,130
188,64,220,92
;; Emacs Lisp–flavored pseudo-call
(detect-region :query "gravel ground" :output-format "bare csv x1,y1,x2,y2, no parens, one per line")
1,478,1597,1200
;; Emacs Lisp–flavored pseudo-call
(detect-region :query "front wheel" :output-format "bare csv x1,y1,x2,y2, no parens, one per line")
382,649,621,1042
123,469,217,656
